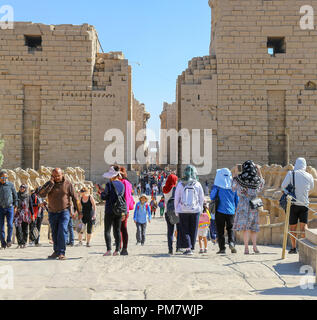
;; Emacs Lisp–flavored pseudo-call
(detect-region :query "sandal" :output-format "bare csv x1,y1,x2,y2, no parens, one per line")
253,247,260,254
244,248,249,255
58,255,67,260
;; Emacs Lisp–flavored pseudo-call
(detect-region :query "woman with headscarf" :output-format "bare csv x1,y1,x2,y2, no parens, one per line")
162,173,179,255
101,165,127,256
281,157,314,254
210,168,239,254
232,160,265,255
118,166,135,256
14,185,34,249
174,165,204,255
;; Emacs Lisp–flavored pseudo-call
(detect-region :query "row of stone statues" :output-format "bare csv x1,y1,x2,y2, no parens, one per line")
4,166,94,194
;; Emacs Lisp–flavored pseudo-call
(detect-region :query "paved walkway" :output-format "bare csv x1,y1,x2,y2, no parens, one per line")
0,213,316,300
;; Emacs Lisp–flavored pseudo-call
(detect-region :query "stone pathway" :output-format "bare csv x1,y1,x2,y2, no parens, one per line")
0,214,316,300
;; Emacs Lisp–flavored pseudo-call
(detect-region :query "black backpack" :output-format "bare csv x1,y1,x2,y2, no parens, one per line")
166,187,179,225
111,181,127,217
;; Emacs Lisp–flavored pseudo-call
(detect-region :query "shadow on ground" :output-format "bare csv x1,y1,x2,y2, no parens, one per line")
253,285,317,297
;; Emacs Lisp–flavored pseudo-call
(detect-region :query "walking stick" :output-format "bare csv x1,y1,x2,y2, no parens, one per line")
281,195,292,259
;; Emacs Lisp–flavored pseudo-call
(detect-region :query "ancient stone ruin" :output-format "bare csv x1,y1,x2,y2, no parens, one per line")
4,166,94,194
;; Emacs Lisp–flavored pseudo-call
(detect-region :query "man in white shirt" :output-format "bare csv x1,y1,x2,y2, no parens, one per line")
281,158,314,254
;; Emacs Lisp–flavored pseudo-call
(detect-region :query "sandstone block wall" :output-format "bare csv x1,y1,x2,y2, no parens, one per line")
173,0,317,181
0,23,146,182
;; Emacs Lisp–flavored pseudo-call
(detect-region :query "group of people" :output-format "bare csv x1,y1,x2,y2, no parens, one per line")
0,168,97,259
0,157,314,259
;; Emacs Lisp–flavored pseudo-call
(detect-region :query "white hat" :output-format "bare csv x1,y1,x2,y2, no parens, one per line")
103,166,122,179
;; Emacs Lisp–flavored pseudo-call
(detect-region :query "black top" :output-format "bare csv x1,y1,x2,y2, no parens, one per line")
81,195,93,218
101,180,125,215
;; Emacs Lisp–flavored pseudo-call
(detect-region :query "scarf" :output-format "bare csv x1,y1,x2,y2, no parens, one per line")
235,160,261,190
182,165,199,183
162,174,178,194
294,157,307,171
214,168,233,190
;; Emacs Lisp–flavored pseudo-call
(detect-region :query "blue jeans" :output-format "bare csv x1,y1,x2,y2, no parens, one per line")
48,209,70,256
0,206,14,246
67,218,74,245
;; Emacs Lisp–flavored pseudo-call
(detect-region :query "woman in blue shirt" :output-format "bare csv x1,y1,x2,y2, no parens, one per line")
210,168,239,254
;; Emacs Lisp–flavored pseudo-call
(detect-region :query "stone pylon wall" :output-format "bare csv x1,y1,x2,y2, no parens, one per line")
0,23,138,182
211,0,317,170
175,0,317,181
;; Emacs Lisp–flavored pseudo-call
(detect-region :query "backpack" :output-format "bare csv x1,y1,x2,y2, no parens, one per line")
180,181,199,213
166,187,179,225
198,211,211,229
111,181,127,217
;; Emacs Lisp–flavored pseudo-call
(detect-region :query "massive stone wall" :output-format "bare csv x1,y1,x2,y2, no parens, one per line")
172,0,317,181
132,96,150,172
0,23,146,182
211,0,317,169
159,102,177,170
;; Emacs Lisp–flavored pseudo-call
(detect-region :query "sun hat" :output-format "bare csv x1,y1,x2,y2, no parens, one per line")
139,194,148,201
103,166,122,179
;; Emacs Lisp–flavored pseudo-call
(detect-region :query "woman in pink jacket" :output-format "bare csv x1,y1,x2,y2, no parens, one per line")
119,166,135,255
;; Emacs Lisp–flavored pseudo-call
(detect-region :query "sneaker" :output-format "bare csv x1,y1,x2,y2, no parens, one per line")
141,242,145,246
216,249,226,254
6,242,12,248
77,241,83,247
35,243,41,247
86,243,91,248
229,243,237,254
199,249,204,254
113,251,120,256
103,250,112,256
176,248,184,253
168,249,173,255
136,242,140,245
183,249,193,255
48,252,59,259
288,248,298,254
204,248,208,253
121,249,128,256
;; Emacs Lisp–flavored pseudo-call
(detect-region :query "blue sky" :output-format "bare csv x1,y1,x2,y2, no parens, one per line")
7,0,211,140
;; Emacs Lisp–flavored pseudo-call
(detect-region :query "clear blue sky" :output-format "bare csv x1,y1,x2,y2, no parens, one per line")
8,0,211,140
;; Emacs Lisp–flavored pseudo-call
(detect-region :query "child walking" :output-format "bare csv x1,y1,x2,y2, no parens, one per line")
134,194,152,246
158,196,165,217
198,202,211,254
150,196,158,218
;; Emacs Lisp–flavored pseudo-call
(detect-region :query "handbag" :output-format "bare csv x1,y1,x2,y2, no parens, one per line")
209,188,219,215
29,224,39,242
76,220,85,234
249,198,263,210
279,171,296,211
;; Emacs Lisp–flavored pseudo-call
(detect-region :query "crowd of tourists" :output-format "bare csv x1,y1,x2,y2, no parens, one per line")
0,157,313,259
